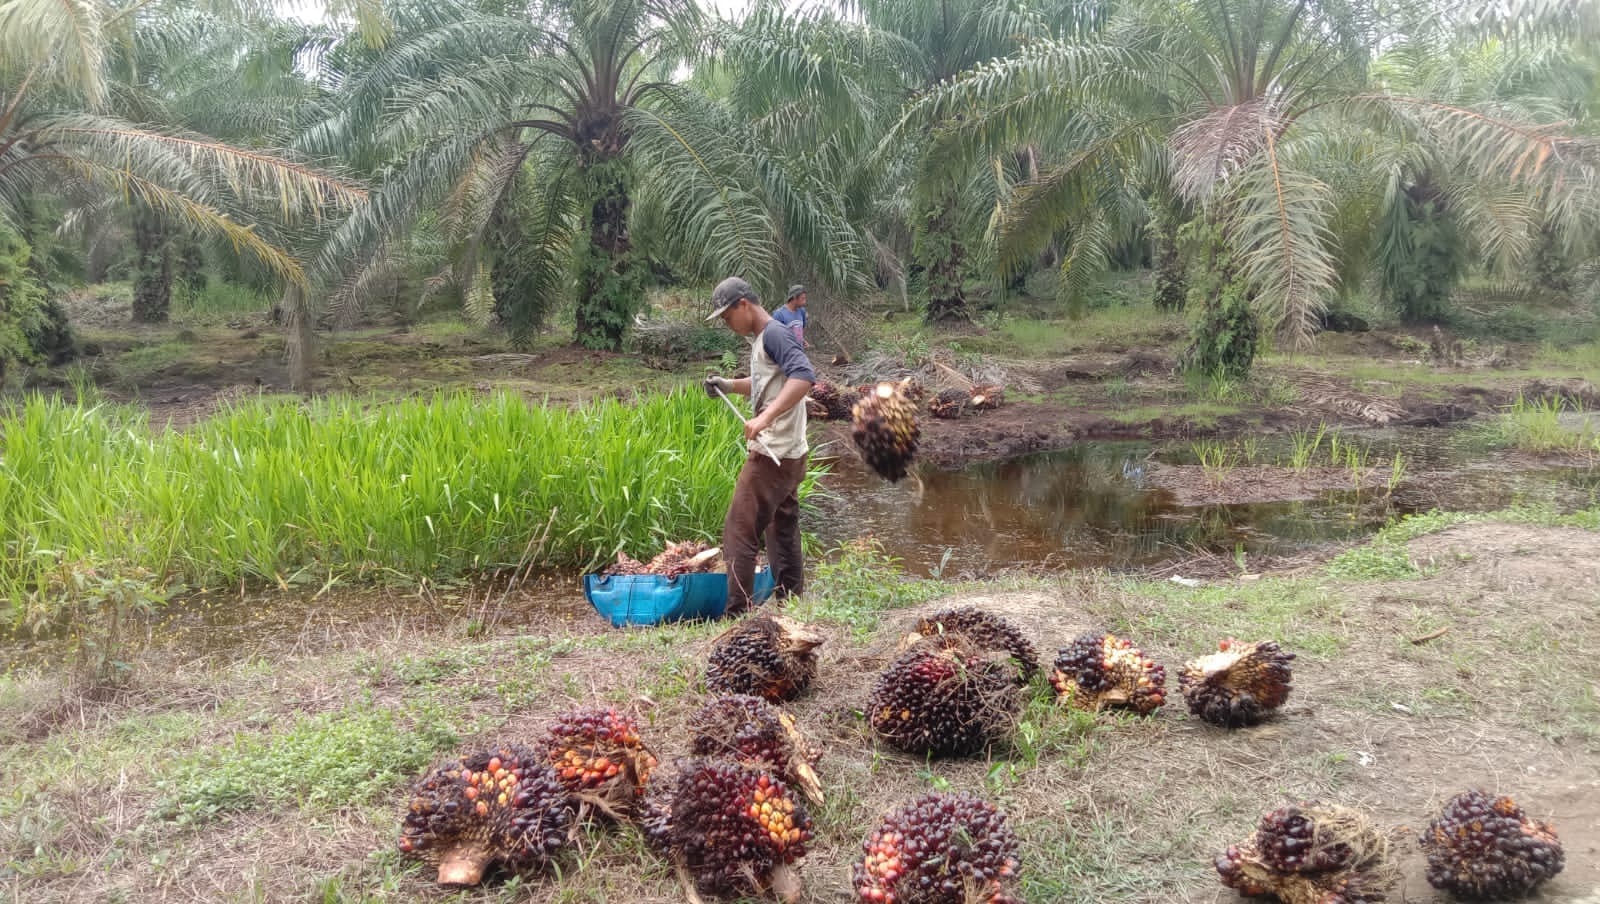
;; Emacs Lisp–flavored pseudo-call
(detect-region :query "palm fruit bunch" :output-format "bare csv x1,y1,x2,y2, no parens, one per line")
1419,790,1564,899
905,607,1040,683
1049,631,1167,715
806,397,829,419
851,379,921,483
536,707,659,819
599,540,720,577
688,694,824,805
928,388,968,419
705,615,825,703
642,758,814,903
1178,639,1295,728
1214,801,1398,904
601,550,649,576
809,380,859,420
854,791,1021,904
867,637,1023,758
399,745,577,886
967,385,1004,411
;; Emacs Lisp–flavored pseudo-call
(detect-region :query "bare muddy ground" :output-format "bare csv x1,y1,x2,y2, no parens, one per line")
19,302,1599,468
2,520,1596,902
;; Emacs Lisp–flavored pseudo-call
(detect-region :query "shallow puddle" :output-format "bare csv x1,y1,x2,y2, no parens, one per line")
811,427,1598,576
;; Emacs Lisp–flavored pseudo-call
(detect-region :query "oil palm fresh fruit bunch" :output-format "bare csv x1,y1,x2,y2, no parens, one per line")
1420,790,1563,899
705,615,825,703
399,745,576,886
1215,801,1398,904
851,379,921,482
1178,639,1295,727
642,757,814,902
1049,631,1166,715
854,791,1021,904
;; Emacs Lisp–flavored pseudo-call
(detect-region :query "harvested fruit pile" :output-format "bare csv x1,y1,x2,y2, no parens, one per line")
808,381,859,420
600,540,721,577
392,603,1567,904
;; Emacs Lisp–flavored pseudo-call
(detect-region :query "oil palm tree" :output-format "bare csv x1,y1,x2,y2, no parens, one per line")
300,0,839,355
0,0,364,308
848,0,1095,322
904,0,1600,359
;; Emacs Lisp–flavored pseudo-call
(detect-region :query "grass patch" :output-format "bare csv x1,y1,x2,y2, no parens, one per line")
0,390,822,616
787,539,947,640
154,701,460,824
1492,393,1599,453
1111,578,1350,657
1108,401,1242,426
962,303,1186,359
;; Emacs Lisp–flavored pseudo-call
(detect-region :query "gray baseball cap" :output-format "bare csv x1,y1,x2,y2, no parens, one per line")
706,276,757,321
786,284,806,301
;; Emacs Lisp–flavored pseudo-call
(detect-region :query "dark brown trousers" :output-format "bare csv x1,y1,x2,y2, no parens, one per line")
723,452,807,616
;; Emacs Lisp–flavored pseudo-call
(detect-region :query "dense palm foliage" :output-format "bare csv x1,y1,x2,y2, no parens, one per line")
0,0,362,303
4,0,1600,383
903,0,1600,353
295,0,877,358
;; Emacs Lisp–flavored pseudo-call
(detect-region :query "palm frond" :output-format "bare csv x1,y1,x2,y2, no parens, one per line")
38,114,366,218
463,259,495,325
1168,96,1284,201
1226,128,1339,346
52,155,307,285
625,100,780,293
0,0,107,104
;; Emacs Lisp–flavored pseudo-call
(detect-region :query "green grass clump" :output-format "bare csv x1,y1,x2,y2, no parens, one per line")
0,389,812,614
1493,394,1599,453
154,703,458,823
787,539,945,639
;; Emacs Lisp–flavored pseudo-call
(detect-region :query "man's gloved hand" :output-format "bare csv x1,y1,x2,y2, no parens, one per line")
704,375,733,398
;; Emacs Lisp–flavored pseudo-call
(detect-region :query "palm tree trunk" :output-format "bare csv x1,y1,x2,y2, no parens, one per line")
1153,215,1186,310
280,284,314,392
917,188,970,323
573,158,641,350
132,203,173,323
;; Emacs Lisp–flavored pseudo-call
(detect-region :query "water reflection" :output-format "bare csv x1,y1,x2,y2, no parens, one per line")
812,429,1596,576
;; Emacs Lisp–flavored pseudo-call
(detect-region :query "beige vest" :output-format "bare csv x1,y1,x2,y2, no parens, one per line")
748,332,809,460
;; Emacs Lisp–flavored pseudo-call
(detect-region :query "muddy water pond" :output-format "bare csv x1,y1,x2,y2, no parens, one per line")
810,427,1599,577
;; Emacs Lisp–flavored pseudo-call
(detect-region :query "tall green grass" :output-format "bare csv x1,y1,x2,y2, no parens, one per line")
1,389,799,609
1494,393,1598,453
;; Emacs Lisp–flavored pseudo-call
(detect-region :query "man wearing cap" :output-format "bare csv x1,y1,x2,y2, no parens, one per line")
703,277,816,616
771,284,809,347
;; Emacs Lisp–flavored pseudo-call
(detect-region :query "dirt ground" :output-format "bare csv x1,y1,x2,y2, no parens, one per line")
2,520,1597,903
21,303,1599,468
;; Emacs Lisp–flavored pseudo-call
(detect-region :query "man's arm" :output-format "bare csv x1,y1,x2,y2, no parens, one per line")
746,376,812,440
705,375,753,397
744,323,817,439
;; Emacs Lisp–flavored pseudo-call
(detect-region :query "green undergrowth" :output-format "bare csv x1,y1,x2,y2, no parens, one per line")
1326,505,1600,580
0,389,820,623
154,701,461,824
1493,393,1600,453
786,539,947,640
1110,577,1350,658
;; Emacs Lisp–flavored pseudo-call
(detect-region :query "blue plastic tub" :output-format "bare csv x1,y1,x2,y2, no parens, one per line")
582,568,775,627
